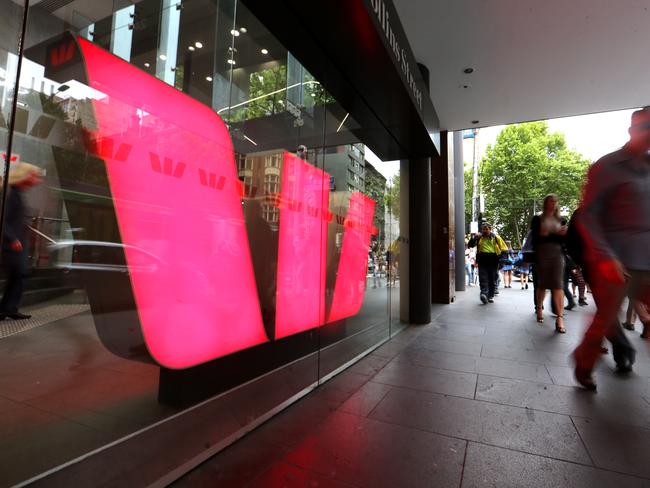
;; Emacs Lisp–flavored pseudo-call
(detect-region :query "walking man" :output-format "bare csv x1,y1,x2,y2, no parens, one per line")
468,222,507,304
573,107,650,390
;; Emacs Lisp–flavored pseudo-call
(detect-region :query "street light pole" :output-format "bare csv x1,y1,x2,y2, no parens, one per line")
471,128,479,225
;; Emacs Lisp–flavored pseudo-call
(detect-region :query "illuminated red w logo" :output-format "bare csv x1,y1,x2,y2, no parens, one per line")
77,38,376,369
49,41,75,67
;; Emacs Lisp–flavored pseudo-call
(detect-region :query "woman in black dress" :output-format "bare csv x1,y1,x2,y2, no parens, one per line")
531,195,567,332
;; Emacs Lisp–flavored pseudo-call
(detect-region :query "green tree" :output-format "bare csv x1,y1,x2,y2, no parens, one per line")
385,174,400,220
479,121,590,246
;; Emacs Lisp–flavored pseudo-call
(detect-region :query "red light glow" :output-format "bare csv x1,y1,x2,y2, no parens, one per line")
77,37,268,368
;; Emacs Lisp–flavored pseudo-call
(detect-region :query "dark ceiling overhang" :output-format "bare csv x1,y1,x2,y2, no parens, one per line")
241,0,440,160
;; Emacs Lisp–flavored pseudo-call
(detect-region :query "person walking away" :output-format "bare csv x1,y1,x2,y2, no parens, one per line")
563,250,578,310
573,107,650,390
468,222,507,304
0,163,43,320
465,245,476,286
501,240,516,288
531,195,567,333
515,250,530,289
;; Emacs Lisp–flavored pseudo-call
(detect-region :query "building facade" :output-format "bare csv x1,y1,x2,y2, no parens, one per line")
0,0,440,485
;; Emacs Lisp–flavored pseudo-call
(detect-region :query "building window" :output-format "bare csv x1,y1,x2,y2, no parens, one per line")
264,153,282,168
264,173,280,194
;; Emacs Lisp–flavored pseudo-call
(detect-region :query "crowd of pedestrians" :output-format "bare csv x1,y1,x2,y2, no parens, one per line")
467,107,650,391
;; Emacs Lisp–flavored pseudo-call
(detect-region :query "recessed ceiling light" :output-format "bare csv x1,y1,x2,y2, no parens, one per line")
261,48,268,55
239,27,247,33
144,62,150,68
188,46,195,51
206,76,213,82
230,29,240,37
159,54,167,60
472,120,480,124
227,59,236,65
463,67,474,74
195,41,203,48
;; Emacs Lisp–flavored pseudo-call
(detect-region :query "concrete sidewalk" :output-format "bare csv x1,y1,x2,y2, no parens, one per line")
174,285,650,487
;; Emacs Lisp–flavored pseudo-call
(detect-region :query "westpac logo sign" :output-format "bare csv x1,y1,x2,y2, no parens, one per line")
74,38,377,369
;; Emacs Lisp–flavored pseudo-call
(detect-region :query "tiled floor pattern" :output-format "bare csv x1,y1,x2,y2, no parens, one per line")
174,285,650,487
0,303,90,339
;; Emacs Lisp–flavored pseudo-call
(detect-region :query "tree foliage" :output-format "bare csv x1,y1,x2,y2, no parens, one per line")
385,174,400,220
479,121,590,247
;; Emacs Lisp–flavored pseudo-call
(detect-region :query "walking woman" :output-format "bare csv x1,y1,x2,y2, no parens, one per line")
531,195,568,333
501,240,515,288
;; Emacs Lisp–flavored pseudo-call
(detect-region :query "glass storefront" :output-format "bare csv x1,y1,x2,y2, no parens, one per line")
0,1,406,485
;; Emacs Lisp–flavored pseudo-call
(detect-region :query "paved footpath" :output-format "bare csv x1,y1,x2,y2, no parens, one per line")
174,284,650,487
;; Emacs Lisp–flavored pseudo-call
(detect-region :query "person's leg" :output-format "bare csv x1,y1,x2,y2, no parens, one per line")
574,272,627,375
552,288,566,332
536,287,546,321
623,297,637,330
631,272,650,338
564,270,576,309
576,269,587,304
531,266,538,310
1,251,26,316
478,260,489,302
487,261,497,300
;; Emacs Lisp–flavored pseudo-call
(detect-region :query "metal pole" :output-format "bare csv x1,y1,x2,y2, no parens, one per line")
471,128,479,223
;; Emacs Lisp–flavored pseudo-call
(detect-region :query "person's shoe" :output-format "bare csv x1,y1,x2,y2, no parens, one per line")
565,303,576,311
641,326,650,339
494,290,500,295
488,297,494,303
622,322,635,331
572,349,597,391
579,299,588,306
480,294,488,304
7,312,31,320
574,366,597,390
525,284,529,289
610,329,636,372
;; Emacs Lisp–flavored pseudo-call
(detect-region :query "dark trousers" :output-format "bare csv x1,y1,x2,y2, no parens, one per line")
531,265,538,309
563,267,576,307
575,270,650,371
478,253,498,298
0,250,26,314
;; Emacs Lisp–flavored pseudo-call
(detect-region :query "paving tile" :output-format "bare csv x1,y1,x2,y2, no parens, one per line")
481,343,552,364
476,375,650,431
462,441,648,487
476,357,553,384
250,394,339,451
369,387,590,464
370,360,477,398
247,461,360,488
172,439,285,488
339,382,393,417
344,353,391,377
573,417,650,479
393,348,478,373
283,411,465,488
313,371,371,406
406,338,483,356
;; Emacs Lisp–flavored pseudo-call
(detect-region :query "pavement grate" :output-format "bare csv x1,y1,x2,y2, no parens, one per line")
0,304,91,339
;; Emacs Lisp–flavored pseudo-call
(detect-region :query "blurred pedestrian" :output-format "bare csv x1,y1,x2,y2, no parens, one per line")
468,222,508,304
573,107,650,390
0,162,44,320
501,240,516,288
531,195,567,332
